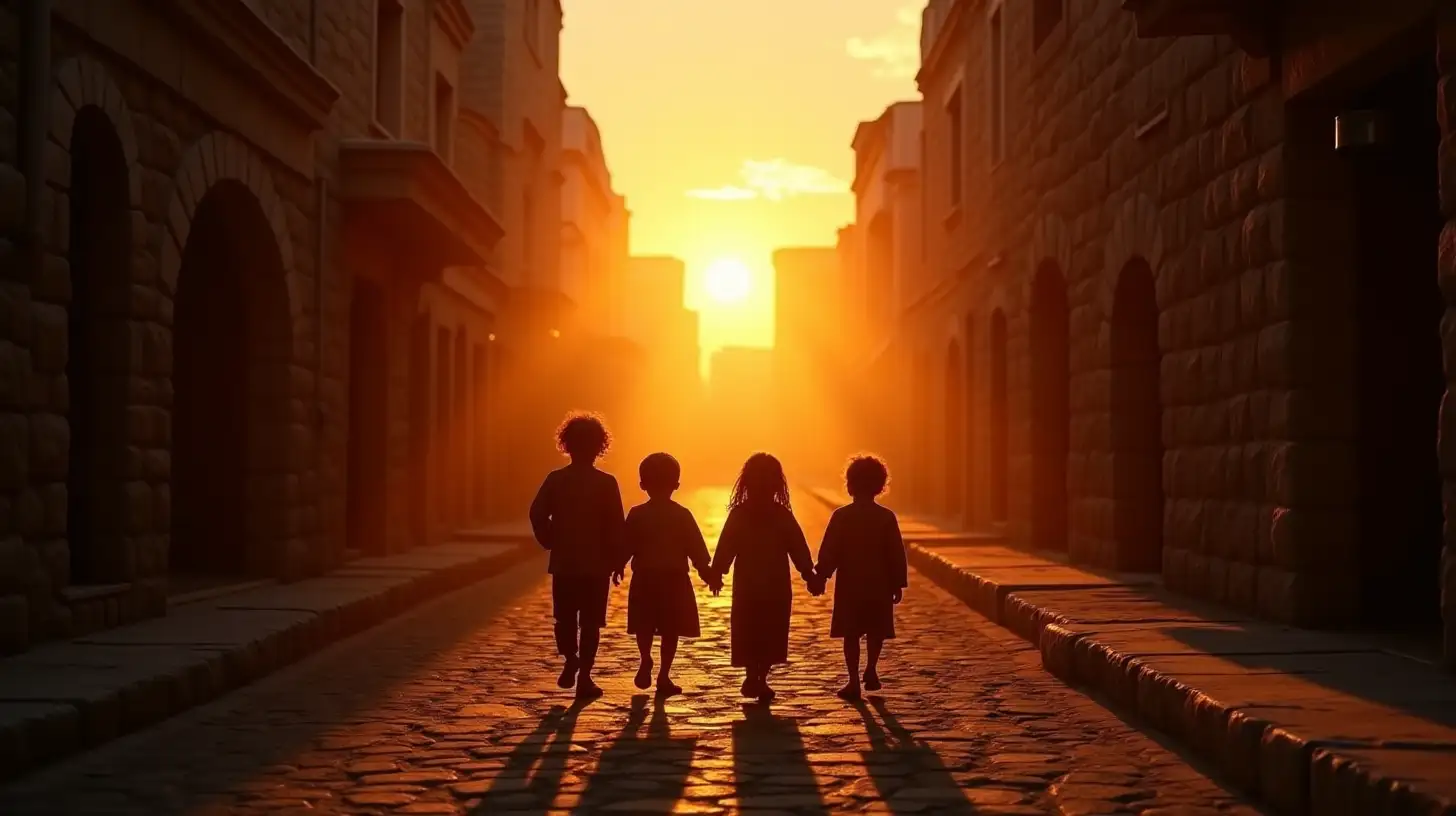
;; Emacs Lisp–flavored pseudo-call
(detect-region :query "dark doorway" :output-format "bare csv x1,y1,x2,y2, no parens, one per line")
454,329,468,526
408,314,432,546
944,341,964,522
1030,263,1070,552
1350,49,1443,632
989,310,1008,523
1110,258,1163,572
962,316,976,526
473,342,489,522
172,182,291,585
436,327,453,533
346,280,389,556
65,107,131,585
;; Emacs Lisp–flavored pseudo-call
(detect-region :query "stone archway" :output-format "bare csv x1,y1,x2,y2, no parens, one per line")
407,312,433,546
453,328,469,526
989,309,1009,523
944,339,965,522
1109,258,1163,572
169,180,295,583
962,313,976,526
1029,262,1070,552
61,104,134,586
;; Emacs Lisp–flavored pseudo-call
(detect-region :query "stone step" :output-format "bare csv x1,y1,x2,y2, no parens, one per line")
899,532,1456,816
0,539,539,781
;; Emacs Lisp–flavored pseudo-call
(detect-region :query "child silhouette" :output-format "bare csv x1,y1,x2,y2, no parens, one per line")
708,453,820,702
617,453,719,697
528,413,626,701
814,455,907,701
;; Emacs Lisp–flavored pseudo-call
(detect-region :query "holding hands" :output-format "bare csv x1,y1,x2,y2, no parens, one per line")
700,568,724,596
805,570,826,597
891,587,903,604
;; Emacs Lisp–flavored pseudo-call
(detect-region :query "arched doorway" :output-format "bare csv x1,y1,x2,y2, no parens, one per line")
1110,258,1163,571
1350,48,1443,631
171,181,292,584
435,326,453,532
473,342,489,521
65,107,132,585
453,329,468,526
407,314,432,545
1030,263,1070,552
944,340,965,522
989,310,1008,523
346,279,389,555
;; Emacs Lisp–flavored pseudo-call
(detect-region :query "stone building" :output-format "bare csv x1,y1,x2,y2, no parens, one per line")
0,0,510,653
619,256,701,468
877,0,1456,660
561,105,622,336
457,0,568,515
772,246,853,486
848,101,924,508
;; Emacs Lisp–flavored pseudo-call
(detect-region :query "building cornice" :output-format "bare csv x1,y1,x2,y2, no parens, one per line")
165,0,339,130
915,0,969,90
433,0,475,50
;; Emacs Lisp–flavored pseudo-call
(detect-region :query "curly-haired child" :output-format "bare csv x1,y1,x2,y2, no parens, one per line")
813,455,907,701
528,412,626,701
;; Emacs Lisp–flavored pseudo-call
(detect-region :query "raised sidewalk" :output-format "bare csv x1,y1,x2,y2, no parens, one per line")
0,529,539,781
806,487,1456,816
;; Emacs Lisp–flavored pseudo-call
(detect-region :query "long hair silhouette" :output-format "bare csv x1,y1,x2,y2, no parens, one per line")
728,452,792,512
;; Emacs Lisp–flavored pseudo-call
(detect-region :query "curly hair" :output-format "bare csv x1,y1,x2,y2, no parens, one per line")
845,454,890,499
639,452,681,491
728,452,792,512
555,412,611,460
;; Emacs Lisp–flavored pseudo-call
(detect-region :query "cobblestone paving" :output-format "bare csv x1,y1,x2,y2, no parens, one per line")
0,488,1264,815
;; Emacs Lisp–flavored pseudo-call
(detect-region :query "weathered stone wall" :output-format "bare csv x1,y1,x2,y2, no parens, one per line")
910,1,1452,654
919,3,1289,616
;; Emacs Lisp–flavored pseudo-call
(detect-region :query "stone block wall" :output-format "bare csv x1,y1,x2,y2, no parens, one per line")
1439,7,1455,662
906,1,1455,654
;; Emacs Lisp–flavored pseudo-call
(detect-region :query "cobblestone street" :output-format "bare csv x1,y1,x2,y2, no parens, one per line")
0,489,1262,815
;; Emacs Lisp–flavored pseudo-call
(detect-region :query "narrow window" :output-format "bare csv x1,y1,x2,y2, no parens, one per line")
1033,0,1063,50
947,87,963,207
374,0,404,135
433,74,455,161
990,6,1005,164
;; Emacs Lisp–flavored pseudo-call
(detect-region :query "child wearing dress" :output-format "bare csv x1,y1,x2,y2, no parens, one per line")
814,455,907,701
708,453,822,702
617,453,720,697
528,413,626,701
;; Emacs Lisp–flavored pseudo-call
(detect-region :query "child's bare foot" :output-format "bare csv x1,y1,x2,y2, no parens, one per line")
656,676,682,697
575,677,603,701
740,676,761,698
557,656,579,689
837,682,862,701
863,668,881,692
634,659,653,690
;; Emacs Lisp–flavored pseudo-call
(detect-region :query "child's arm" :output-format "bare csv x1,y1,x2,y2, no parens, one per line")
528,473,555,551
784,510,816,585
708,509,741,579
887,511,908,602
814,510,844,582
606,477,628,570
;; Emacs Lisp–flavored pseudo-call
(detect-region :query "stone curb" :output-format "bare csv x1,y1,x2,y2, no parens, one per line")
0,541,537,782
799,487,1455,816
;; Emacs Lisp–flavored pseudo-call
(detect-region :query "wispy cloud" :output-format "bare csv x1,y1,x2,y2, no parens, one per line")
686,159,850,202
846,3,922,79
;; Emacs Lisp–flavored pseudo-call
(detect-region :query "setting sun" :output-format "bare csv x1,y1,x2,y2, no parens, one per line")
704,258,753,305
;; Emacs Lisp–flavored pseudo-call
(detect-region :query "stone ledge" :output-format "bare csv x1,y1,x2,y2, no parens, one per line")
0,538,537,781
802,487,1456,816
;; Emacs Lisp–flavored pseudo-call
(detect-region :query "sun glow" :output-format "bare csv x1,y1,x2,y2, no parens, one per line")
704,257,753,305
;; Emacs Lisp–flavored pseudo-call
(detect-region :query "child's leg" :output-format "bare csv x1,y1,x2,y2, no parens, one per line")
864,636,885,691
634,632,655,689
578,626,601,682
838,638,862,700
656,635,682,695
659,635,679,678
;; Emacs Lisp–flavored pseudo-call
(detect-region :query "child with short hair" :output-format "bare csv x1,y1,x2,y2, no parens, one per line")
814,455,907,701
617,453,719,697
528,412,626,701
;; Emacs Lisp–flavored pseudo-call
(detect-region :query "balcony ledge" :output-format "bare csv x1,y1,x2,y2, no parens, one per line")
338,140,504,273
1122,0,1276,55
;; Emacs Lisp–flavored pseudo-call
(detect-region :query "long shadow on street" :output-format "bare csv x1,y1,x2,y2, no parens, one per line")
574,694,697,812
856,697,976,814
732,702,829,814
467,701,585,814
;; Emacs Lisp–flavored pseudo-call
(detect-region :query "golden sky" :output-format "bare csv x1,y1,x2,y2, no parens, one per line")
560,0,921,367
